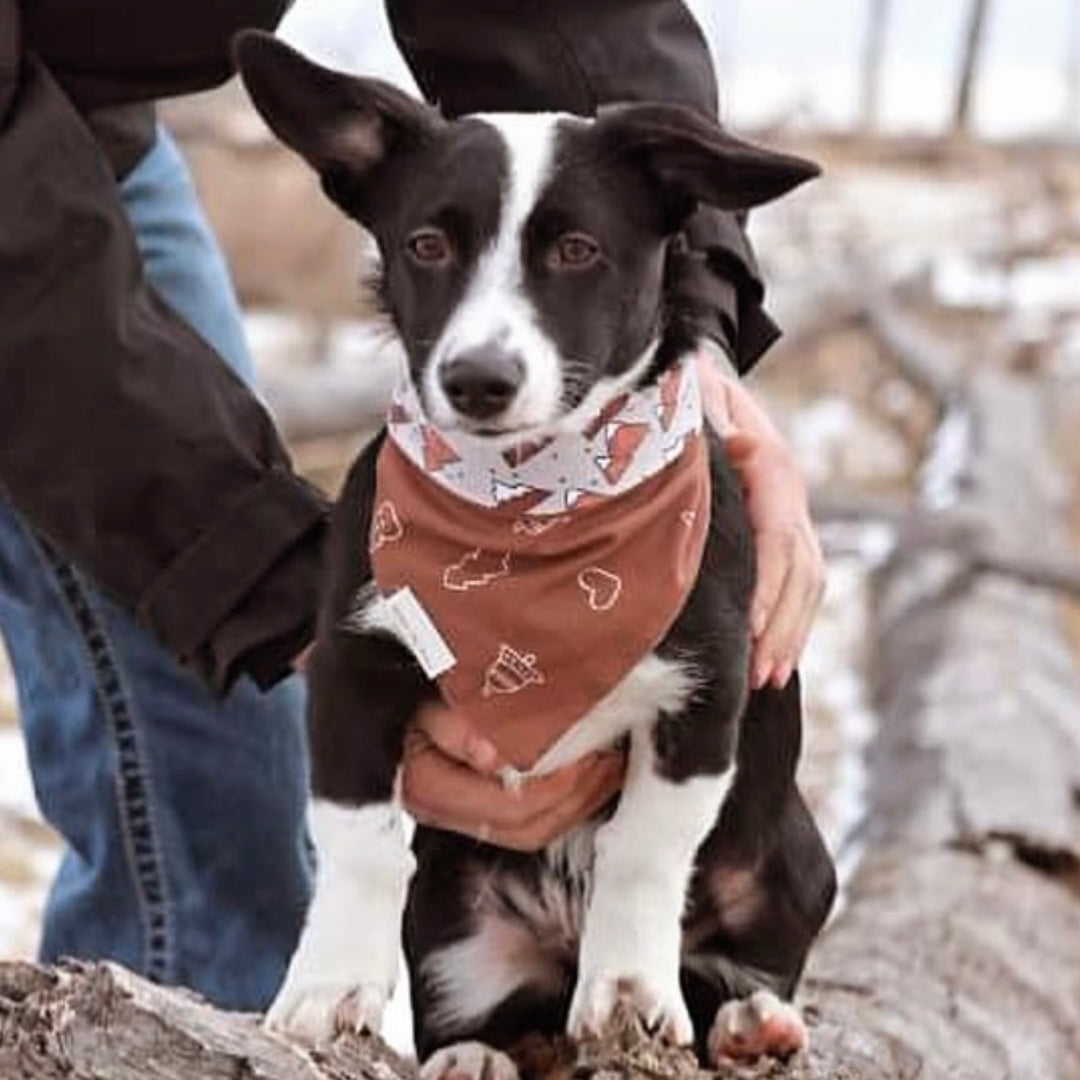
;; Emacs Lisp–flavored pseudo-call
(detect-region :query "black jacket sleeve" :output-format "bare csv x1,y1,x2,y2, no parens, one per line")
385,0,780,372
0,0,327,691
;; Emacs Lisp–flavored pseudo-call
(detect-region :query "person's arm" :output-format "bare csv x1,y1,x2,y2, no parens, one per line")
0,0,326,691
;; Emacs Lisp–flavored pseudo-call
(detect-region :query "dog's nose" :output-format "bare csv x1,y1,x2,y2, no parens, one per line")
439,349,524,421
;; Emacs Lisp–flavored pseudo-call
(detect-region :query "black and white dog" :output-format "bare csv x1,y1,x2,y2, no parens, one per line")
236,31,836,1073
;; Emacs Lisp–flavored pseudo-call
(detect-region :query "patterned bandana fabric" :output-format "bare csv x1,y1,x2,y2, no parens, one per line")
370,359,711,769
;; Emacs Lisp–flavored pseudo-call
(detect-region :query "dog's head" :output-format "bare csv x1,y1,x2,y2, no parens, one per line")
236,31,817,440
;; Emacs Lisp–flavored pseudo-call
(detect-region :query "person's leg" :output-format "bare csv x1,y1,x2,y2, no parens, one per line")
0,126,311,1010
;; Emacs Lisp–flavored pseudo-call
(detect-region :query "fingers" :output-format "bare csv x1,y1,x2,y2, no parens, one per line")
401,730,625,851
720,428,825,690
695,354,737,436
484,754,624,851
751,520,825,688
413,700,503,775
749,526,794,645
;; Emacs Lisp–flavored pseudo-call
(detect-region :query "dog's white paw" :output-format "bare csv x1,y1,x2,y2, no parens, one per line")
707,989,807,1065
568,972,693,1046
266,976,387,1044
420,1041,520,1080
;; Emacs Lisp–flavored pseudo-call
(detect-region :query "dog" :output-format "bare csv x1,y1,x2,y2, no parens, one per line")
235,30,837,1074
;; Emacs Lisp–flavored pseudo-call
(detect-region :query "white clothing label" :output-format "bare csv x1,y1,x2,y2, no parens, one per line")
381,587,457,678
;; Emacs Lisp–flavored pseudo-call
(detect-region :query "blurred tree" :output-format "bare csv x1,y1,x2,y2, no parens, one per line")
952,0,992,135
1068,0,1080,136
859,0,892,132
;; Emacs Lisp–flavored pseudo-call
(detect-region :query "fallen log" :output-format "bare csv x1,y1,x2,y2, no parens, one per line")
0,959,409,1080
4,288,1080,1078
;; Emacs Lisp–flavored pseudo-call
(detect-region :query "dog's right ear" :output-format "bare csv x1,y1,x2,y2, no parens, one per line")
233,30,442,217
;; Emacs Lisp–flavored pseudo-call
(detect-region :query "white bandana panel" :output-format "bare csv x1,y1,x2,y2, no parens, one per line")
386,359,704,516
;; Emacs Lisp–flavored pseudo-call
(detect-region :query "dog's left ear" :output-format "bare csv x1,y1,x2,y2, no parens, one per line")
593,103,819,217
233,30,443,217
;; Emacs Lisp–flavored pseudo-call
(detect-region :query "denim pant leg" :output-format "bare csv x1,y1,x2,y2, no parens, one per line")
0,127,311,1011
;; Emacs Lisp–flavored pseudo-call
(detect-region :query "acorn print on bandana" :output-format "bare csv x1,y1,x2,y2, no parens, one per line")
482,644,546,697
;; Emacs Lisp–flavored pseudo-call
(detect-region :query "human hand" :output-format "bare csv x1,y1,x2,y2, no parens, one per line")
696,351,825,690
292,643,314,673
401,701,625,850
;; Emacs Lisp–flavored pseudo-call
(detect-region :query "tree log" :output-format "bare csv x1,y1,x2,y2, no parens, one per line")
4,293,1080,1078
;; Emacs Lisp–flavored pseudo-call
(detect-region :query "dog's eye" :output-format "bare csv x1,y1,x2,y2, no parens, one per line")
548,233,600,271
407,228,453,266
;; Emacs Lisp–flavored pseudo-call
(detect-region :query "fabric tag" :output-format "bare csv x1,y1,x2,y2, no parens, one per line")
381,587,457,678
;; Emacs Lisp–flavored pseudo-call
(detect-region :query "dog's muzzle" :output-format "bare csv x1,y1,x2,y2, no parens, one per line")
439,348,525,424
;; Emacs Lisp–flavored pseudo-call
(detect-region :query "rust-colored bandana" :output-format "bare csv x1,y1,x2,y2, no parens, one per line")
369,359,711,770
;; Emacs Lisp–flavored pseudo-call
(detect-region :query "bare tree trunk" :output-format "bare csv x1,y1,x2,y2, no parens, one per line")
859,0,892,133
1067,0,1080,137
952,0,992,135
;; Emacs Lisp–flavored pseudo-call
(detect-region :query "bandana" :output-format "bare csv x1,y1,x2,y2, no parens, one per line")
369,359,711,770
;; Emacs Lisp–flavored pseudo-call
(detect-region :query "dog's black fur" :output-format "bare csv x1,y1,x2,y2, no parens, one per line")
236,30,837,1065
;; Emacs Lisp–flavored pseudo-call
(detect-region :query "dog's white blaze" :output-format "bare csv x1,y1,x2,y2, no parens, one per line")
425,113,564,430
569,732,734,1043
267,798,413,1038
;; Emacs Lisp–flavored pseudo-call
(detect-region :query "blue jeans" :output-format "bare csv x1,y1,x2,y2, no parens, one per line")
0,128,312,1011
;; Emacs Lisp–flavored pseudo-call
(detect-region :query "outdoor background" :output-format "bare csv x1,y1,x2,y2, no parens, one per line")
1,0,1079,1061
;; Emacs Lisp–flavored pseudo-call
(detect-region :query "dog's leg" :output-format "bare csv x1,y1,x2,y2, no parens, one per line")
567,708,733,1046
265,628,427,1043
268,796,412,1041
680,676,837,1064
267,440,431,1044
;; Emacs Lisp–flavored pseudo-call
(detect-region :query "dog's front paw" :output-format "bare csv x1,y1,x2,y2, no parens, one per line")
420,1042,520,1080
707,989,807,1064
266,974,387,1044
568,972,693,1046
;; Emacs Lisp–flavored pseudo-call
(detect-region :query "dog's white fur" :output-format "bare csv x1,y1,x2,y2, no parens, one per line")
267,799,413,1042
424,114,564,433
569,736,732,1044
